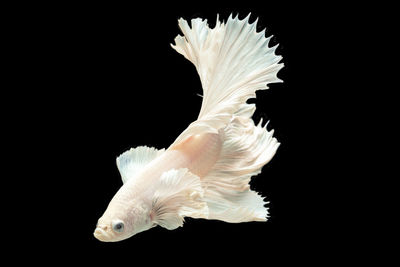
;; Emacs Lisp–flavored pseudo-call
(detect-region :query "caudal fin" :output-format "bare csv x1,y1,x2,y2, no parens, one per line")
170,14,283,222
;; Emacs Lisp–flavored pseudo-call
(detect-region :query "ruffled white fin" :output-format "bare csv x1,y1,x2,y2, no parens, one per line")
202,105,279,222
168,14,282,223
151,168,208,230
171,13,283,146
205,188,269,222
116,146,165,183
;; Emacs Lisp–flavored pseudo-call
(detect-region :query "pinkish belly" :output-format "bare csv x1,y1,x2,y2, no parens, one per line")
132,132,222,189
168,133,222,177
117,133,222,199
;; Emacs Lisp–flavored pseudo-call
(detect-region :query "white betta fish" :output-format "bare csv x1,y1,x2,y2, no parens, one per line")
94,13,284,242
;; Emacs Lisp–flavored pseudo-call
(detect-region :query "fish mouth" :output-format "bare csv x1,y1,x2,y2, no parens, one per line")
93,227,111,242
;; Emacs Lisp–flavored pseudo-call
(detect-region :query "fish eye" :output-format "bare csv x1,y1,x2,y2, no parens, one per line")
112,220,124,233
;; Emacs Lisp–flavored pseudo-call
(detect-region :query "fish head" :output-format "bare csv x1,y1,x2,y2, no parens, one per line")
94,199,155,242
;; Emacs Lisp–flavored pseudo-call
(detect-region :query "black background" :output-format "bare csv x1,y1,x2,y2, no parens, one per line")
7,4,358,265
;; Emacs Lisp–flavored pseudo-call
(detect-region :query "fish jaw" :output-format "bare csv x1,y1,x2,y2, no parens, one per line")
93,227,113,242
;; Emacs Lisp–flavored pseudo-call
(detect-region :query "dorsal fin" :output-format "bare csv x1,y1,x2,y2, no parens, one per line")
116,146,165,183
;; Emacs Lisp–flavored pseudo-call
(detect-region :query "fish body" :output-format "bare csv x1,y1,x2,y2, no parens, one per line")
94,13,283,242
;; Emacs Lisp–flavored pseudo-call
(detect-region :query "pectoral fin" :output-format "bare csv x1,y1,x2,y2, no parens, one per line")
151,168,208,230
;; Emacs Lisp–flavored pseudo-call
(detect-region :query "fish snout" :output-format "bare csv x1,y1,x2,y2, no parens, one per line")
94,226,110,241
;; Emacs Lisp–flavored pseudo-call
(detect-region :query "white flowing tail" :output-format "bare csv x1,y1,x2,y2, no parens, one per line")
170,14,283,222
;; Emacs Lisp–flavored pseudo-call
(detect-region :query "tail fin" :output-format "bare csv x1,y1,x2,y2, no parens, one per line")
171,13,283,146
170,14,283,222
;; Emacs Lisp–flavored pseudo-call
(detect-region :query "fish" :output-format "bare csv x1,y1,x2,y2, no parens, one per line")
94,13,284,242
